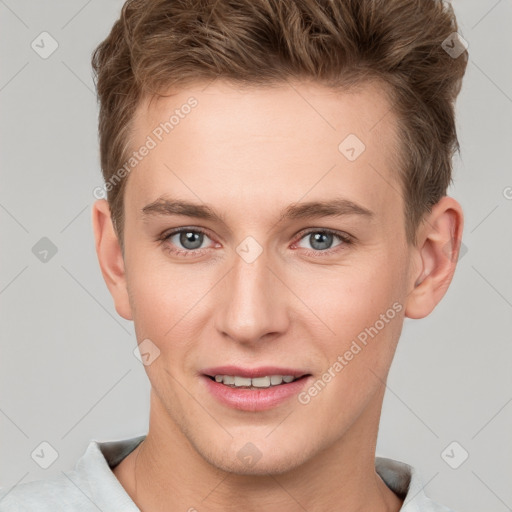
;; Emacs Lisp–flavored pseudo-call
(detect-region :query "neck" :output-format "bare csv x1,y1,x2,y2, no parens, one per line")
115,389,403,512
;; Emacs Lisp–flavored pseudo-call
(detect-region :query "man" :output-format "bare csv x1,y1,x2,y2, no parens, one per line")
0,0,467,510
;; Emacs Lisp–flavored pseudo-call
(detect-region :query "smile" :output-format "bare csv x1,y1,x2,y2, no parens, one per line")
201,367,312,411
209,374,304,388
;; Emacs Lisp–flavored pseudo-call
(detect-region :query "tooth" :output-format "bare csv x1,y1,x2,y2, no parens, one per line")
215,374,298,387
234,376,252,387
252,376,271,388
270,375,283,385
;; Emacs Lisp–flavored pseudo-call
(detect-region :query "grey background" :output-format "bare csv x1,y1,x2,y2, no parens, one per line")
0,1,511,511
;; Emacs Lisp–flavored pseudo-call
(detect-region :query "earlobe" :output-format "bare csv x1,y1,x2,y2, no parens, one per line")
91,199,133,321
404,196,464,320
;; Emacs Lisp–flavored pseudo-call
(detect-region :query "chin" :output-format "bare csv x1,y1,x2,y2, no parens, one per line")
211,451,310,477
194,434,317,476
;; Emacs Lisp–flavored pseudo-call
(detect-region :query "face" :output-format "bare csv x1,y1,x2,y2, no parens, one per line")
118,79,415,474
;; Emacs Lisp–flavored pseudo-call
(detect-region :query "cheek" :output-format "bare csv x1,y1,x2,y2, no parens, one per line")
127,251,215,373
294,253,405,378
296,268,403,425
302,263,401,334
127,246,202,329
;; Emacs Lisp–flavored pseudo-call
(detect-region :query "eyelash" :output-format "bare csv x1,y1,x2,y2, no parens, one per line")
159,226,354,258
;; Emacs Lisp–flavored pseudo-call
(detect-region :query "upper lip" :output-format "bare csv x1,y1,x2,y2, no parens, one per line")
202,366,310,379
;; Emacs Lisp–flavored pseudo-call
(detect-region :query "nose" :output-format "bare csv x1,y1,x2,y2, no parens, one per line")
214,247,290,346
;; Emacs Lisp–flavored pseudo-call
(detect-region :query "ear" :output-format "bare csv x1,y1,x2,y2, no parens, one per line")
404,196,464,319
91,199,133,321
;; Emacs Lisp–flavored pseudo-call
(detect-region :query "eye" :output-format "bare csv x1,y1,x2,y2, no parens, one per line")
294,228,353,255
161,227,216,256
159,226,354,258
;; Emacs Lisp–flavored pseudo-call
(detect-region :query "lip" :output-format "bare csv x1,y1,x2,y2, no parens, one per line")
201,365,309,379
200,366,312,412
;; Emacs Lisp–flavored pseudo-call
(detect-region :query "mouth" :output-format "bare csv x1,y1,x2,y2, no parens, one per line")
200,366,312,411
204,373,309,389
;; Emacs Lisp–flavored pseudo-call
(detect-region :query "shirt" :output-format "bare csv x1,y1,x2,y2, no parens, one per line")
0,435,456,511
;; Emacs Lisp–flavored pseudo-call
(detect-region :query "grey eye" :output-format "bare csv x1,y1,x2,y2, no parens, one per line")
297,231,343,251
169,230,208,250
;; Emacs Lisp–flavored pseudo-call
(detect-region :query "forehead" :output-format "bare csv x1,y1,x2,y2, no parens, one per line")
134,79,396,150
125,79,403,229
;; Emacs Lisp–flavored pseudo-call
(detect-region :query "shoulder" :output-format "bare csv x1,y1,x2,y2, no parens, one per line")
0,471,89,511
375,456,458,512
0,435,145,512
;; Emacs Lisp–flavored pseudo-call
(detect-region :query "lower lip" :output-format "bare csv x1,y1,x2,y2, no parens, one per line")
202,375,312,412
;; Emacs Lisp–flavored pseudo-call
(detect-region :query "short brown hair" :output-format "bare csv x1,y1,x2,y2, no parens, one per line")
92,0,468,250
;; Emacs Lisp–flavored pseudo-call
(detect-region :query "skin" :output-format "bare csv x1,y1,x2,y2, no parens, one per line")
92,79,464,512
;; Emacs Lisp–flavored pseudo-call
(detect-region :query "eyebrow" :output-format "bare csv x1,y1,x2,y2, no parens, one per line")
141,196,375,225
